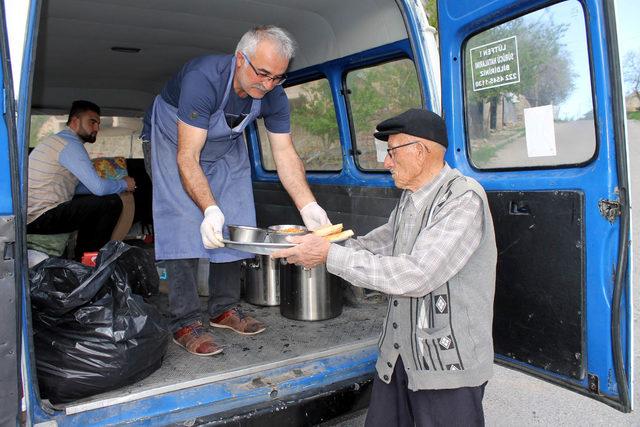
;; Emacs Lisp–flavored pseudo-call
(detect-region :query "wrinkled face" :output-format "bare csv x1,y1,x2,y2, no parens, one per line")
72,110,100,143
383,134,424,190
235,40,289,99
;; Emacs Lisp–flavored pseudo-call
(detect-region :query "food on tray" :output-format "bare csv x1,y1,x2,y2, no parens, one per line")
277,227,306,233
312,224,353,242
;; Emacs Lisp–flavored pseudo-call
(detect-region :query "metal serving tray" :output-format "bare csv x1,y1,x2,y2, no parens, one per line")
222,235,350,256
222,239,294,256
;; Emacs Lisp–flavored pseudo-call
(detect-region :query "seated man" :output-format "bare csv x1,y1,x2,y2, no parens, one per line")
27,100,136,258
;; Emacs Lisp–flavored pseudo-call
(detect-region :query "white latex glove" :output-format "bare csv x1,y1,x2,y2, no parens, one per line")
200,205,225,248
299,202,331,231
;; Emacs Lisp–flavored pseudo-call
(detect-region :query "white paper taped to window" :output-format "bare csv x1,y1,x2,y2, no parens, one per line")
374,139,388,163
524,105,557,157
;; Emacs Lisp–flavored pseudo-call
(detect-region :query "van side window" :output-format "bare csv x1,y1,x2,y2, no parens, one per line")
346,59,421,170
463,0,596,169
257,78,342,171
29,115,144,158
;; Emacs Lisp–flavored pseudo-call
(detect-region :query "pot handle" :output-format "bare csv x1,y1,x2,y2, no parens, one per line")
244,256,261,269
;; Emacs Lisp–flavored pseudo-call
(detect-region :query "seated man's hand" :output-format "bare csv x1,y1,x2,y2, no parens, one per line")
124,176,136,192
271,233,330,269
200,205,225,248
299,202,331,231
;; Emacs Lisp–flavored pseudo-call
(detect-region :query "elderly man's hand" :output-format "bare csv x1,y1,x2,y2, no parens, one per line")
271,233,331,269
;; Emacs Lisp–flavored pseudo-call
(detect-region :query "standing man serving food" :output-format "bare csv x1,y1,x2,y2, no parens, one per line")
143,26,331,356
273,109,497,426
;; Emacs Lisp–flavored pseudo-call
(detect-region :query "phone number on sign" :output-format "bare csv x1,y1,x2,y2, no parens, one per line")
474,73,518,89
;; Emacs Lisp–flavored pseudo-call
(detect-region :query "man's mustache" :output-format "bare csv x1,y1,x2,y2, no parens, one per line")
252,84,269,93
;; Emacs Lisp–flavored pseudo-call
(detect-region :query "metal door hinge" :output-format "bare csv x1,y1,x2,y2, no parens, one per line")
3,241,14,261
0,216,16,279
598,199,622,223
587,373,600,394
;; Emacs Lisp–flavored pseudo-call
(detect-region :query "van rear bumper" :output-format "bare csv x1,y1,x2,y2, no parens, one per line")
193,375,373,426
34,342,378,426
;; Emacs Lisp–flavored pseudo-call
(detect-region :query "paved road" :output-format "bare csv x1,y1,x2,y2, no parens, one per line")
484,120,597,169
324,120,640,426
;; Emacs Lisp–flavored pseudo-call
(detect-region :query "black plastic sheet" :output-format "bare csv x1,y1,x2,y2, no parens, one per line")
29,241,168,404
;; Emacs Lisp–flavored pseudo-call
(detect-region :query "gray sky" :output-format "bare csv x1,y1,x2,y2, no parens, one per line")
5,0,28,94
616,0,640,96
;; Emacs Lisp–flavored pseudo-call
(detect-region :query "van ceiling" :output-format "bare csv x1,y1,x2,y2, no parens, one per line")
31,0,408,117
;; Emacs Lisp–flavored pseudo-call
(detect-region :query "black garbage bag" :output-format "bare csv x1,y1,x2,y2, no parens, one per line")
102,243,159,298
29,241,169,404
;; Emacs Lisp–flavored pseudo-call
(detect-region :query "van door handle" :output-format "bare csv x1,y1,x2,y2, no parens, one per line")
509,200,531,215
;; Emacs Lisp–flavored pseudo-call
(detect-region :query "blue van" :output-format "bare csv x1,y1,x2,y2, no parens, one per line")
0,0,633,425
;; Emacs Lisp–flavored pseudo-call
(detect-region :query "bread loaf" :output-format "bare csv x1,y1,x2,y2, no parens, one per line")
312,223,343,237
326,229,354,242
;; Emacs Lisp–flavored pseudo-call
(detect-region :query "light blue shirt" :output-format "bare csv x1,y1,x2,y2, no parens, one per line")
57,128,128,195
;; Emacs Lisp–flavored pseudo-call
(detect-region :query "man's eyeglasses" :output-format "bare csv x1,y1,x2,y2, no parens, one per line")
241,52,287,85
386,141,421,159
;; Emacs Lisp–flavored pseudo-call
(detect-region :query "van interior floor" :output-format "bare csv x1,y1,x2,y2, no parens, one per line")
53,293,387,411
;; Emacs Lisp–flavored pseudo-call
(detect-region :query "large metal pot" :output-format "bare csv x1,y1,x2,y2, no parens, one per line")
280,263,343,321
242,255,280,306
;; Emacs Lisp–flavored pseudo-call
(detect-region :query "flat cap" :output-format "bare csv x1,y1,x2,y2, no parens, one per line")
374,108,448,148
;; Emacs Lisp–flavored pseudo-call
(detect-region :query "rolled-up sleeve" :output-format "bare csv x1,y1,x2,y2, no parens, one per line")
327,191,483,298
59,143,127,196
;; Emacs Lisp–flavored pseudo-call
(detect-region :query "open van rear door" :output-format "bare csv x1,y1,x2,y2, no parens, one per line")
438,0,633,411
0,1,22,425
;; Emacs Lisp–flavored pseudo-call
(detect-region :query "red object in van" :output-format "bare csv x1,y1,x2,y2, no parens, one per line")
81,252,99,267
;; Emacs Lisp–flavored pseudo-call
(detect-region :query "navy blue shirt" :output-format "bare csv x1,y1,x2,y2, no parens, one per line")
158,54,290,134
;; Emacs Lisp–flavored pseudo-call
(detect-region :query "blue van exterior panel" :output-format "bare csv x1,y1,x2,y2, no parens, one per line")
32,345,377,426
438,0,631,407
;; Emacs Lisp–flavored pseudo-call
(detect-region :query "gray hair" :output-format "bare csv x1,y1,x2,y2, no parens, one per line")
235,25,296,60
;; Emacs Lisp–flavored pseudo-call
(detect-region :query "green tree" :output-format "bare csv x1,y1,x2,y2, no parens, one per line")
288,80,342,169
465,16,575,136
290,81,338,144
29,115,50,147
425,0,438,30
624,50,640,109
349,61,420,131
290,60,420,168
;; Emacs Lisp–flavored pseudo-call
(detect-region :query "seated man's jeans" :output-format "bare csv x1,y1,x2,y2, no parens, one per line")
27,194,123,259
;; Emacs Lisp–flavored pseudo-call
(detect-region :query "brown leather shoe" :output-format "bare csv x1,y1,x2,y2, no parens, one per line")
210,307,266,335
173,321,223,356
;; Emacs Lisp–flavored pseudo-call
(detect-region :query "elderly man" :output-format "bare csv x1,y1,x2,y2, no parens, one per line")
142,25,331,356
273,109,497,426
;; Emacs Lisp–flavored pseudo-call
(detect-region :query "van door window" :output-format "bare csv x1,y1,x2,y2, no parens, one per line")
346,59,421,170
30,115,144,158
257,78,342,171
463,0,596,169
